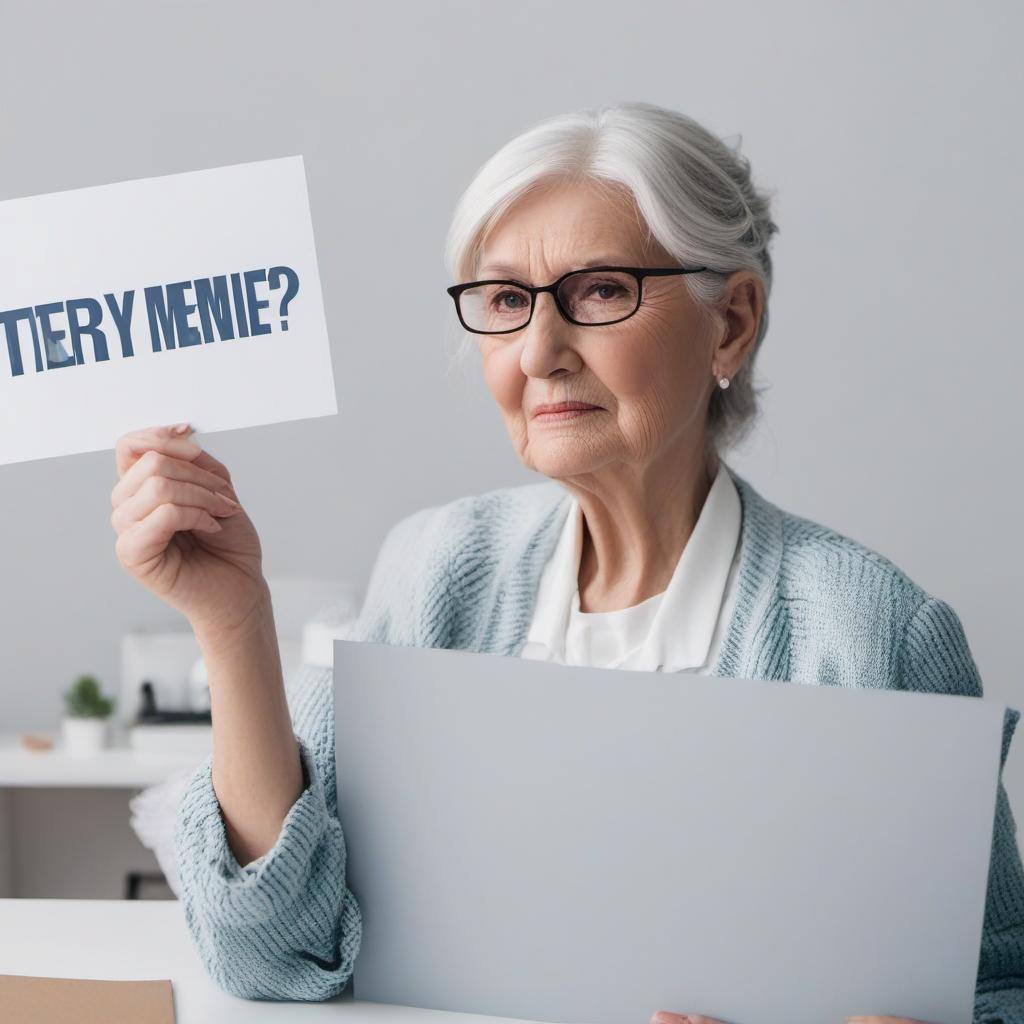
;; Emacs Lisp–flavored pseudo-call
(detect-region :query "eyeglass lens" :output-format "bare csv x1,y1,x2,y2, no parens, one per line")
458,270,640,332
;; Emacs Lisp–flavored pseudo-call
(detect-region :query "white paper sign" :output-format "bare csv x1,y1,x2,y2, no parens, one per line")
0,155,336,466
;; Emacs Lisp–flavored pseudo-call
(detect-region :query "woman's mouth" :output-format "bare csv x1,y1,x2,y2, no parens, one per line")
532,401,602,422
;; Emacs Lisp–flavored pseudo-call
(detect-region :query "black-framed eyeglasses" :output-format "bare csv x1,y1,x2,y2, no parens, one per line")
446,264,708,335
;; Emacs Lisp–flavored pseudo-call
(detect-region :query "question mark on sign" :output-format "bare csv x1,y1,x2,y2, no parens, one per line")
268,266,300,332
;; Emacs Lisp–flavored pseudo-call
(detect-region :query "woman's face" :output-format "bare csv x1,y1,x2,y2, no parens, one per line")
473,179,729,485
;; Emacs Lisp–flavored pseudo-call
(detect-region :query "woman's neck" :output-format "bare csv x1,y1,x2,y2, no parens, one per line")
569,446,719,614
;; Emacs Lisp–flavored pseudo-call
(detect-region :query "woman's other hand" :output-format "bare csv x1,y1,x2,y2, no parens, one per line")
651,1012,929,1024
844,1018,929,1023
110,423,266,641
651,1013,727,1024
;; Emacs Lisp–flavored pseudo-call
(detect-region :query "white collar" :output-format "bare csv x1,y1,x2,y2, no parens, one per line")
525,461,742,671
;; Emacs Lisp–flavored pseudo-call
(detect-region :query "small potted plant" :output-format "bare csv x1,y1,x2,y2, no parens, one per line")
61,674,116,755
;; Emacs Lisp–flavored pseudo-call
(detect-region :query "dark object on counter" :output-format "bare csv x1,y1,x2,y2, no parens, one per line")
134,680,212,725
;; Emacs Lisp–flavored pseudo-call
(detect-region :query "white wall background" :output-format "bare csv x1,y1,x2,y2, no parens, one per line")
1,0,1020,827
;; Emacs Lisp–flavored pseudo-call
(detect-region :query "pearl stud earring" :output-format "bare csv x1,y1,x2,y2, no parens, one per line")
714,368,730,389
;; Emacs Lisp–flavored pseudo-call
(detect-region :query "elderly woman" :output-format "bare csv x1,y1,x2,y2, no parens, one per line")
109,102,1022,1022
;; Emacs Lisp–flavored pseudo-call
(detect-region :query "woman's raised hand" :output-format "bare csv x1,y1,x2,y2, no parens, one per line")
110,423,267,643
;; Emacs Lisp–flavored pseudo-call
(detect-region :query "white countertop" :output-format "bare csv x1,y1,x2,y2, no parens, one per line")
0,898,541,1023
0,734,204,788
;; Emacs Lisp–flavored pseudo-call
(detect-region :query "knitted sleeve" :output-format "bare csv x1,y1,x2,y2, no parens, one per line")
898,595,1024,1024
174,659,361,1000
173,509,430,1000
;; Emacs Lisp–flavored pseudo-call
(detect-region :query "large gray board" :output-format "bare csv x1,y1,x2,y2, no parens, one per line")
333,638,1006,1024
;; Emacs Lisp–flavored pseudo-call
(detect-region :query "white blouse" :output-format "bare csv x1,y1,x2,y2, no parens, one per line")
520,462,742,673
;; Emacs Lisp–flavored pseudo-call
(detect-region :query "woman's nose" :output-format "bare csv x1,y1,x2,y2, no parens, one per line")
519,292,579,377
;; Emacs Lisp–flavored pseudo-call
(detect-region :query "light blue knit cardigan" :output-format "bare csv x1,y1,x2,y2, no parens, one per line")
175,464,1024,1020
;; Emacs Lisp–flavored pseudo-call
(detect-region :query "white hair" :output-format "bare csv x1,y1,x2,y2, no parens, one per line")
442,100,779,454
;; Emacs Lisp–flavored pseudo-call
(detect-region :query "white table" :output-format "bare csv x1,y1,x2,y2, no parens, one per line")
0,899,533,1023
0,733,203,788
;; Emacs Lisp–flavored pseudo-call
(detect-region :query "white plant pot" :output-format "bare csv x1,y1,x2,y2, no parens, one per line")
61,716,109,756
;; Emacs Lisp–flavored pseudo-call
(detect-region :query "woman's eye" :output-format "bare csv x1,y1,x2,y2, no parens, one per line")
592,283,622,300
494,290,527,310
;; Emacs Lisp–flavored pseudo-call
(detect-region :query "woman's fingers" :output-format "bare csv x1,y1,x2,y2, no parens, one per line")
111,475,241,535
111,447,234,510
115,423,234,486
188,444,234,486
115,501,224,573
115,424,205,478
115,424,240,507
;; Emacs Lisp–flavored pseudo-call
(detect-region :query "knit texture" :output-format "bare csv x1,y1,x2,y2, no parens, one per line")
174,462,1024,1019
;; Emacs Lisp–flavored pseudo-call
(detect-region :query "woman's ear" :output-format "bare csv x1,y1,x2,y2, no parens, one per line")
714,270,764,378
